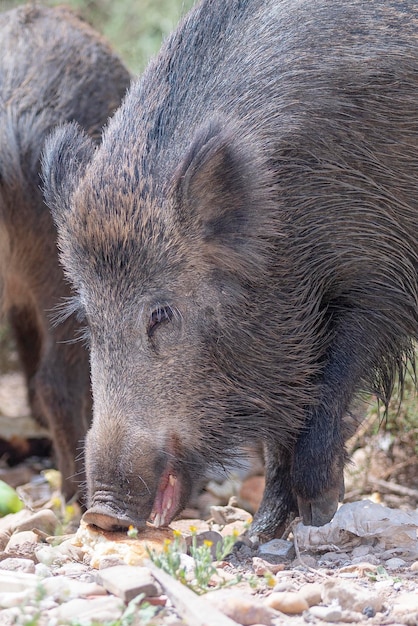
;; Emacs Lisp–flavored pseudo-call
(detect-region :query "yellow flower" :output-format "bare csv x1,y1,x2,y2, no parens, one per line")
203,540,213,548
173,529,182,539
127,525,139,538
163,538,172,553
189,525,198,534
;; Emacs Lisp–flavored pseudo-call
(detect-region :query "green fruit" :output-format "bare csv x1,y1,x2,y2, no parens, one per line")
0,480,24,516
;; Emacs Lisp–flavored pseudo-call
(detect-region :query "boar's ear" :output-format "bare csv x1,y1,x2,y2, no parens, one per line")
41,121,95,226
174,120,268,277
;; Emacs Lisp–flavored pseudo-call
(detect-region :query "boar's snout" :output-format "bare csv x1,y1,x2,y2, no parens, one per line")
82,505,141,532
84,424,194,531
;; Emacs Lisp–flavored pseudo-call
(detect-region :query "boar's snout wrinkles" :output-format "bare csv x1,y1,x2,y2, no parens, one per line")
44,0,418,539
0,4,130,501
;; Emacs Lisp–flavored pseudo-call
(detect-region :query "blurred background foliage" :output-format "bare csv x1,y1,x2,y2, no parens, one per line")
0,0,196,371
2,0,196,74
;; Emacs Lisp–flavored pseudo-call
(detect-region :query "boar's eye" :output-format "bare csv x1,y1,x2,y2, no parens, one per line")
147,304,174,338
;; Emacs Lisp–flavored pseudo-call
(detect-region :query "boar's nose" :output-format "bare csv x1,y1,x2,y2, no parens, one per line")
82,505,142,532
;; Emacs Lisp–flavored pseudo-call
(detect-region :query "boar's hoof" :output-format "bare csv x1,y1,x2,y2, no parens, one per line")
82,506,144,532
297,490,339,527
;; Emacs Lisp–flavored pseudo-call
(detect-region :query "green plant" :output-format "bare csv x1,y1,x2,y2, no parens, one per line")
147,527,241,594
365,565,401,584
146,530,188,586
188,530,217,591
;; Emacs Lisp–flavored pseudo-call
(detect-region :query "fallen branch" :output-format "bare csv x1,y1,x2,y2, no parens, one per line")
146,561,238,626
372,478,418,499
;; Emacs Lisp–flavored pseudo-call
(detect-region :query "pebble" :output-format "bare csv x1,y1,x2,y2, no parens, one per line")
309,604,343,622
170,518,211,535
0,557,35,573
257,538,295,562
0,608,21,626
207,589,276,625
0,509,31,533
264,591,309,614
293,554,318,569
252,556,285,576
35,562,53,577
5,530,40,558
411,561,418,571
55,562,92,579
392,591,418,615
0,530,11,551
298,583,323,607
47,595,124,624
210,503,253,525
41,575,107,602
351,545,373,558
339,562,378,577
322,580,383,613
186,529,223,559
385,557,406,569
35,537,83,566
97,554,125,569
351,554,380,566
272,580,297,592
219,520,249,538
14,508,59,535
0,569,39,593
321,551,350,564
0,590,35,609
97,564,161,602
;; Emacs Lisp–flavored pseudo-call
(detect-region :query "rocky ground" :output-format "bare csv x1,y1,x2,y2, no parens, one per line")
0,371,417,626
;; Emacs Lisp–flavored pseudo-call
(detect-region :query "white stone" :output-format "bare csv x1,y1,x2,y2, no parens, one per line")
14,509,59,535
298,583,323,607
5,530,40,557
392,592,418,615
309,605,343,622
207,589,276,625
96,565,161,602
48,596,124,624
0,569,38,593
35,562,53,578
264,591,309,614
42,575,107,602
322,579,383,613
0,557,35,573
351,554,380,565
385,557,406,569
0,590,34,608
0,607,21,626
351,545,372,558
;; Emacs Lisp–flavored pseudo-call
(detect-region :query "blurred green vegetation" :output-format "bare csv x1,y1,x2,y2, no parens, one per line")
3,0,196,74
366,369,418,455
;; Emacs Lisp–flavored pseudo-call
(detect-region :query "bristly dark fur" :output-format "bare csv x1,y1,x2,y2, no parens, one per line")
0,3,130,501
43,0,418,536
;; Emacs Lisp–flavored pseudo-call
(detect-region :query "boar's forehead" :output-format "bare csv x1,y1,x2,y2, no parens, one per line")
65,170,189,298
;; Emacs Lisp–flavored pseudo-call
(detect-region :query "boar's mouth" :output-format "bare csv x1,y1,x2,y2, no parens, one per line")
150,467,183,527
83,458,193,533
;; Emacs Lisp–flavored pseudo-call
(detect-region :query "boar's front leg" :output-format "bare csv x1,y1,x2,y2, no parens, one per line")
250,443,297,542
292,311,388,527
